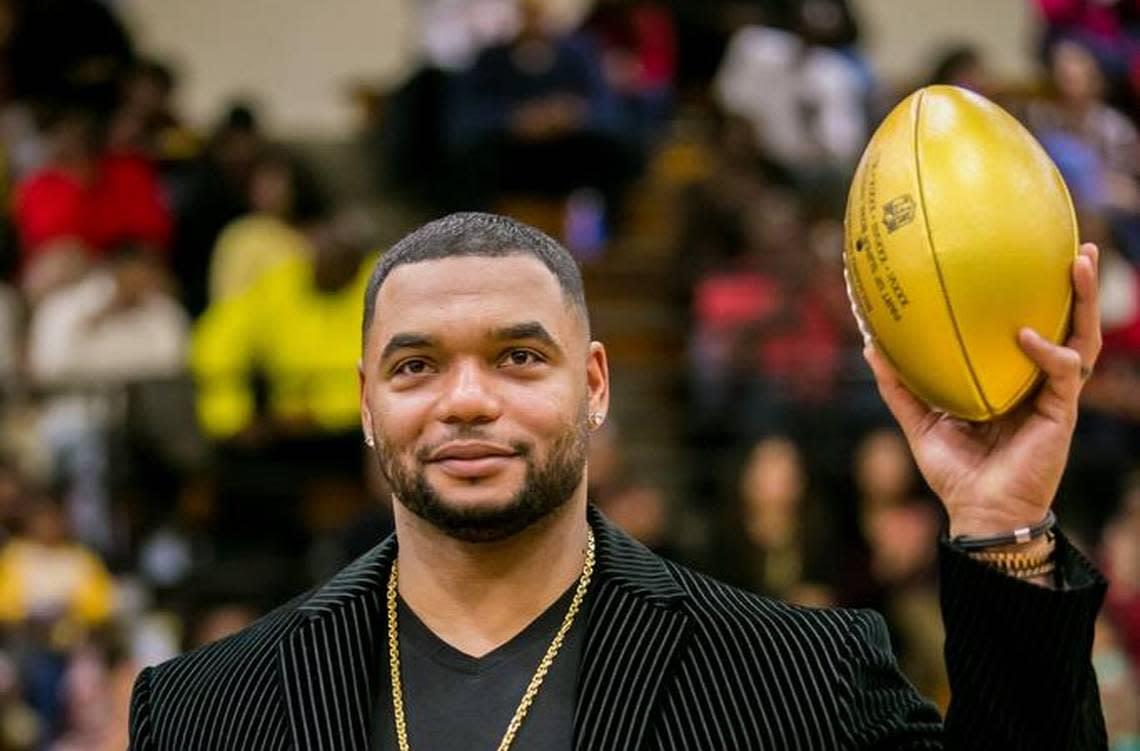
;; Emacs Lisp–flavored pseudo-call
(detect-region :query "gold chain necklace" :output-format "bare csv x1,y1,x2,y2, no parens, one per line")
386,527,596,751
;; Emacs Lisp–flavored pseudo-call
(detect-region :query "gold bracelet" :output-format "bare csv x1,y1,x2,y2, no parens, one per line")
1006,561,1056,580
967,535,1056,578
968,545,1054,570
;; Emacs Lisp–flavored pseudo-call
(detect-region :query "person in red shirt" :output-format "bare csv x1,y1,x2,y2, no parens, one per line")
13,107,171,266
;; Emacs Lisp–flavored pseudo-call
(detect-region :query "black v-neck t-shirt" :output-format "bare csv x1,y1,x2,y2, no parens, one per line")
371,581,586,750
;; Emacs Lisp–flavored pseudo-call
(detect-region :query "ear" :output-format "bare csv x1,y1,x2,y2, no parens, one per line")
586,341,610,428
359,359,375,447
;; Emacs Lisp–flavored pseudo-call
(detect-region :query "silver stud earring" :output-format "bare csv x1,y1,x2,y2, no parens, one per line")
588,412,604,429
364,435,375,448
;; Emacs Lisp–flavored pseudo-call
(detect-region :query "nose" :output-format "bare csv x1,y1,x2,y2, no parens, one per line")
434,358,503,426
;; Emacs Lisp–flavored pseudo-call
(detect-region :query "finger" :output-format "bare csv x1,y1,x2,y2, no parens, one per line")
1018,327,1083,417
862,344,935,440
1081,241,1099,275
1068,243,1102,369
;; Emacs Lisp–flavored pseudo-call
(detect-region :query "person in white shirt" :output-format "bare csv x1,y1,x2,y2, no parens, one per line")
28,246,189,554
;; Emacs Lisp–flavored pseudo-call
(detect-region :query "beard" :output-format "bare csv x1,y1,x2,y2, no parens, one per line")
375,408,589,543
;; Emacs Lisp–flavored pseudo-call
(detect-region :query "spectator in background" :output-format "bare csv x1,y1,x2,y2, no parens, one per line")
663,0,779,90
688,190,848,437
586,421,672,555
52,638,138,751
107,59,198,178
716,435,836,606
419,0,520,73
1028,38,1140,214
171,104,263,318
375,0,519,210
191,207,376,443
674,108,785,291
927,43,996,97
27,245,189,555
13,107,171,287
713,0,870,199
0,499,113,743
583,0,678,150
208,150,328,303
191,207,376,563
846,427,947,707
28,246,187,385
447,0,636,212
1034,0,1140,118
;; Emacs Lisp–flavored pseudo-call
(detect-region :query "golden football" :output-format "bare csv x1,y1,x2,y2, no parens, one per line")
843,85,1078,421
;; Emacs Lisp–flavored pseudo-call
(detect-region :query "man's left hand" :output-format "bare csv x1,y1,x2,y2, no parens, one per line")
863,243,1102,537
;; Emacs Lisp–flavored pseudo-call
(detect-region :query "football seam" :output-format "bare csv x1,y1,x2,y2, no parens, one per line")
913,87,993,419
987,152,1079,415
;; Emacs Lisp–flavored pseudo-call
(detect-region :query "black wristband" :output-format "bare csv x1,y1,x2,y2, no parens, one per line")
949,510,1057,551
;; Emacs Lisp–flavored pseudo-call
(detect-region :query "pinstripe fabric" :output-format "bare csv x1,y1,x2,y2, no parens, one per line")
129,506,1108,750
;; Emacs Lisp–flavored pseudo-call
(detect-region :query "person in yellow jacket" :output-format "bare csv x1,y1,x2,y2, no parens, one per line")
207,150,328,305
191,208,377,441
0,501,113,635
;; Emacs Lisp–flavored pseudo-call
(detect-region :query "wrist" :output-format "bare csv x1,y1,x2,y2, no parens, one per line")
947,505,1051,539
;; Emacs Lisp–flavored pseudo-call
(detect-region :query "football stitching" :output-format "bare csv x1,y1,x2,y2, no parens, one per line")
914,87,993,419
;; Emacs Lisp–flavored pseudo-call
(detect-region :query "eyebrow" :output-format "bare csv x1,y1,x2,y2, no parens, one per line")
491,321,561,354
377,322,562,363
379,332,436,362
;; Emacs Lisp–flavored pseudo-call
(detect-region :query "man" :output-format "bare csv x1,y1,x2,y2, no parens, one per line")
447,1,635,210
129,212,1108,750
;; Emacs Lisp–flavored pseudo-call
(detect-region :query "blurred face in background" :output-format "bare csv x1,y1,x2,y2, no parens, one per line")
740,437,806,545
360,254,607,542
249,159,295,218
854,428,914,511
25,503,68,546
112,250,164,307
1052,40,1106,106
121,64,173,120
211,114,261,178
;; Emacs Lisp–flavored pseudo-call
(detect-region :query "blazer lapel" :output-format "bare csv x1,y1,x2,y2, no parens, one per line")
278,535,396,751
575,508,691,751
274,507,690,751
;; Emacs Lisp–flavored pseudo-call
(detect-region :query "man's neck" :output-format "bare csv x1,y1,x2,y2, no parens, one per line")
392,496,590,659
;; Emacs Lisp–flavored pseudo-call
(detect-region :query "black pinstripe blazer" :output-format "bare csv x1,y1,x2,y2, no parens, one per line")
129,506,1108,750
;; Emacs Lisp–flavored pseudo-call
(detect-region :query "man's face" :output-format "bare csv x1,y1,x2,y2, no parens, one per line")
360,255,608,542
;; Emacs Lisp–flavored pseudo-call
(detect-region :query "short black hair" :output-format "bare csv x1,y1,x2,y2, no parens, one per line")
362,212,588,346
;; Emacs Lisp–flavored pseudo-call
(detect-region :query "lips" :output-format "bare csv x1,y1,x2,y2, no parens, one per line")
426,442,520,479
427,442,518,462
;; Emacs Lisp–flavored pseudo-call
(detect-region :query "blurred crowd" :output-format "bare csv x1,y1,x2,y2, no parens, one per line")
0,0,1131,748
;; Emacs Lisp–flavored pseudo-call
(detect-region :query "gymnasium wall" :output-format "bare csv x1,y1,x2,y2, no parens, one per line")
121,0,1043,138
